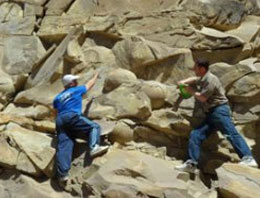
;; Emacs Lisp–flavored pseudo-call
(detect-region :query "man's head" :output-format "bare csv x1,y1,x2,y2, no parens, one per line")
62,74,79,88
193,60,209,77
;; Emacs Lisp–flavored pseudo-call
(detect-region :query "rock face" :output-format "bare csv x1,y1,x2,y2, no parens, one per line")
69,148,218,198
0,169,71,198
0,0,260,197
2,36,46,75
216,163,260,198
89,83,152,120
0,124,55,177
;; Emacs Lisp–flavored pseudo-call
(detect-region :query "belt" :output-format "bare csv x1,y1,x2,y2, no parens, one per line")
208,103,228,113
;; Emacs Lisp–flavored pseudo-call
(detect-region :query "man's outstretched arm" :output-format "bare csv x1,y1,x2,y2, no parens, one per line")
177,76,199,86
85,72,99,91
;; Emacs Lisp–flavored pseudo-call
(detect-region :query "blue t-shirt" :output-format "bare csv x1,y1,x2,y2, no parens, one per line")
53,85,87,115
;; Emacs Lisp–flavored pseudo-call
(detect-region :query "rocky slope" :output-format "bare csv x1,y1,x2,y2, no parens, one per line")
0,0,260,197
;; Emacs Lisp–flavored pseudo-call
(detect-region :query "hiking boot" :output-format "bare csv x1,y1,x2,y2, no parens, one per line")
175,160,198,173
90,145,109,158
239,156,258,167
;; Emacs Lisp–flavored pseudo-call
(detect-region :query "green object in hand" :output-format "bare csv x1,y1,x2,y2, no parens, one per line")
179,84,192,99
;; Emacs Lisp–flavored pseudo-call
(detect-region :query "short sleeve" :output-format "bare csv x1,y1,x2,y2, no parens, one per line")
200,81,215,99
77,85,87,95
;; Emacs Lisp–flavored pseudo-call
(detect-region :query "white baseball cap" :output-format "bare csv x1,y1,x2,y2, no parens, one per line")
62,74,79,86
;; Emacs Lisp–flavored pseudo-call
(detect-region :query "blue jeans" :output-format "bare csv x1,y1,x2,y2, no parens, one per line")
55,111,101,177
188,104,252,164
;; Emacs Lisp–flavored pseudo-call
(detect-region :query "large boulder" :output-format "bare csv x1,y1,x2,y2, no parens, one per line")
181,0,247,31
0,169,71,198
141,81,167,109
37,16,88,42
232,103,260,125
112,36,194,83
66,0,97,17
117,12,245,52
0,132,19,168
142,108,191,137
0,16,35,35
0,125,55,177
210,62,254,90
112,36,164,72
0,70,15,105
27,27,83,88
216,163,260,198
88,83,151,120
134,126,178,148
0,113,34,128
14,80,63,106
104,68,137,93
191,27,251,64
0,2,23,23
3,103,50,120
117,13,192,49
227,15,260,43
38,15,115,43
81,46,117,67
227,15,260,58
231,103,260,144
24,3,44,17
227,72,260,103
108,119,135,144
246,0,260,15
1,36,46,75
239,58,260,72
81,149,217,198
45,0,73,16
193,27,244,50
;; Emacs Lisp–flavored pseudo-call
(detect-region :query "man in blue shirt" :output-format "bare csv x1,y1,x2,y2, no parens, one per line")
53,73,108,182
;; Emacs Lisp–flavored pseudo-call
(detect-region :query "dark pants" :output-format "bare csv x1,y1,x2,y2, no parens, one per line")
55,112,101,177
188,104,252,164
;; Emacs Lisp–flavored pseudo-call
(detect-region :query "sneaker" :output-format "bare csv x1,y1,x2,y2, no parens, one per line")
175,160,198,173
58,175,69,183
239,156,258,167
90,145,109,158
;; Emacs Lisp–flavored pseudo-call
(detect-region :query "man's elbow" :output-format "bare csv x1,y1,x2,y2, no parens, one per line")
195,93,207,103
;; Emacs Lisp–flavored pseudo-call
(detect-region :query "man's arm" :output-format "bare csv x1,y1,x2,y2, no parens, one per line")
185,86,208,103
177,76,199,86
85,72,98,91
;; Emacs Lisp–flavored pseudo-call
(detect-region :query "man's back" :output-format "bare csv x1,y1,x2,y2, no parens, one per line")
53,85,87,115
